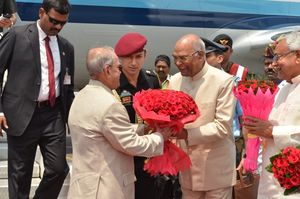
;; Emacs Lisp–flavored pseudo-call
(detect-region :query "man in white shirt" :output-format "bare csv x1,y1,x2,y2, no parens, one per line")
0,0,74,198
244,31,300,198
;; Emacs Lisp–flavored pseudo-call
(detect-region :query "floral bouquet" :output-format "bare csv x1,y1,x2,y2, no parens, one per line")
266,146,300,195
133,89,200,176
233,79,279,172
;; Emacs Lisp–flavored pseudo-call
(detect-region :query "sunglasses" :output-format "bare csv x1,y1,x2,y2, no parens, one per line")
47,13,67,26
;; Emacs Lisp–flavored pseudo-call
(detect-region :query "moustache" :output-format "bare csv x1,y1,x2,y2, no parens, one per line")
50,28,60,32
265,67,277,74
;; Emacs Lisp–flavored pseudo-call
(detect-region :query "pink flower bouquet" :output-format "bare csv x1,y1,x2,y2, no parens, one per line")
133,89,200,176
234,79,279,172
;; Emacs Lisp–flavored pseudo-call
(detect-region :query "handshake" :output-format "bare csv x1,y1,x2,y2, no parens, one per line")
144,124,188,141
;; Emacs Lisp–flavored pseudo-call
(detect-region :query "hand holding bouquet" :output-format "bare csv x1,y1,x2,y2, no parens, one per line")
133,89,200,176
234,79,278,172
266,146,300,195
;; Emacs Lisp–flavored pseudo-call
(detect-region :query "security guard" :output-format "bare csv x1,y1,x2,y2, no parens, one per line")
115,32,173,199
203,38,228,70
213,34,249,81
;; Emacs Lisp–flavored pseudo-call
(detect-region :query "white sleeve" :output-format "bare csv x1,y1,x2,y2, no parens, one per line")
273,126,300,149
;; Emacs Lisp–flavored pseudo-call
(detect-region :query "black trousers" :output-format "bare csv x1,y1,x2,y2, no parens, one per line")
134,157,178,199
7,103,69,199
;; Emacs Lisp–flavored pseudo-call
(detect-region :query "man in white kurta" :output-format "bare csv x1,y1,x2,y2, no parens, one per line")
169,34,236,199
67,47,171,199
244,31,300,199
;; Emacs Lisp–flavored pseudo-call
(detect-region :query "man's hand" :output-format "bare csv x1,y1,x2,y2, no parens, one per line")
243,116,273,139
0,13,16,28
236,157,246,173
158,127,175,141
0,18,11,28
0,115,8,137
144,124,154,135
174,129,188,140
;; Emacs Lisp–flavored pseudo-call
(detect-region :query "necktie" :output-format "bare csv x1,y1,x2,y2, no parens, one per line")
44,36,56,107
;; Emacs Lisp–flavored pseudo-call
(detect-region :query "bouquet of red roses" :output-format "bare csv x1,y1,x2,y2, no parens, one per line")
133,89,200,176
266,146,300,195
234,79,279,172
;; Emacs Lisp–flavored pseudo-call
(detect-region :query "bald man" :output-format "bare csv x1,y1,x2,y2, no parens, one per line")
169,34,236,199
68,47,171,199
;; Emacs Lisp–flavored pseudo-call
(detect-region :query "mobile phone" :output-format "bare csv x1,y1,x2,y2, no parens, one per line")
0,13,12,20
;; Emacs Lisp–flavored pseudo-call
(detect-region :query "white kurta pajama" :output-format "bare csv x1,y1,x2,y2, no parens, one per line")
258,75,300,199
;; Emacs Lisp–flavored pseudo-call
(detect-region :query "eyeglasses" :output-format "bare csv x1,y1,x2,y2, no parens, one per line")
272,50,296,62
173,51,199,62
47,13,67,26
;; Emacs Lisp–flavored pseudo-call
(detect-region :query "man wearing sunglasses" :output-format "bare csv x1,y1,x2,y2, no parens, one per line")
0,0,74,198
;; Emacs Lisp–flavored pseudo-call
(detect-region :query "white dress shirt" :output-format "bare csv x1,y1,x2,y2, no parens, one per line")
37,20,60,101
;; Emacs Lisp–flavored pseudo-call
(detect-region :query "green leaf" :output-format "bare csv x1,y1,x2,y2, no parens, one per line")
269,153,280,163
265,164,273,173
284,187,298,195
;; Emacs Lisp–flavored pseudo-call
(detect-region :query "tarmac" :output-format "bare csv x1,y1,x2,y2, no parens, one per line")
0,133,72,199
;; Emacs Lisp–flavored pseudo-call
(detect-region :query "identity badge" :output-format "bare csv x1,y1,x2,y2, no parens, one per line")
120,90,132,106
64,67,71,85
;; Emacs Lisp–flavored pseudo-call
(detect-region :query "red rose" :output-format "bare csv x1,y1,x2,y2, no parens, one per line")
133,89,200,176
266,145,300,195
283,178,293,189
290,176,300,186
288,154,299,164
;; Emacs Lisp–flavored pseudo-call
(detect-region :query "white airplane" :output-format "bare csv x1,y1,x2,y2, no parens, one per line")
15,0,300,90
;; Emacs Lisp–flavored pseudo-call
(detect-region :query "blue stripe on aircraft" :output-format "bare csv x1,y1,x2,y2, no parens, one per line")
16,2,300,30
17,0,300,17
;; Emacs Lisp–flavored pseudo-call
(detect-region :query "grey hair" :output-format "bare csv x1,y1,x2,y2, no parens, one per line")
86,46,115,76
192,38,205,52
284,31,300,51
191,37,206,60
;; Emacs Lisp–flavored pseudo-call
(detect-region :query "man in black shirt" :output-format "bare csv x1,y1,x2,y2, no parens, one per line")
115,32,173,199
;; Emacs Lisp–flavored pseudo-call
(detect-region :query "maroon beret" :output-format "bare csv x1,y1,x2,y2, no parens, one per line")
115,32,147,57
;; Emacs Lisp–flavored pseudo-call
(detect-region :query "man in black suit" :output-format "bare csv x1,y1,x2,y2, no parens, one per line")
0,0,74,198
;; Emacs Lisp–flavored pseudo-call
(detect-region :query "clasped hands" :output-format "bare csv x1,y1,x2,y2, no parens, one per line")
144,124,188,141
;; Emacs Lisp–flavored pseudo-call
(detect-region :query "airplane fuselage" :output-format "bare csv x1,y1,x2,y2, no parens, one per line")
15,0,300,89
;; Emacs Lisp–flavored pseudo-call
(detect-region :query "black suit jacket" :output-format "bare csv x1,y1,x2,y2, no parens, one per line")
0,23,75,136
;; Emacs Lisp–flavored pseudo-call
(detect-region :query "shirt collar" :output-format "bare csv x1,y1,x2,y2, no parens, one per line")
291,74,300,84
88,79,112,93
183,62,209,81
166,74,172,81
36,20,57,42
